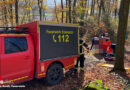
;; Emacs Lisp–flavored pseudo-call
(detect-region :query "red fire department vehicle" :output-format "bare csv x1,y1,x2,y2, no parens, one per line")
0,21,79,85
99,33,116,60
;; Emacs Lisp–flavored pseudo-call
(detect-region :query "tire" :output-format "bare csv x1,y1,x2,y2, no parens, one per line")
46,63,63,85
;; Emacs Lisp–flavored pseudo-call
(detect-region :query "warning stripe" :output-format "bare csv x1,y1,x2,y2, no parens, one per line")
65,64,74,69
4,76,28,84
38,73,46,76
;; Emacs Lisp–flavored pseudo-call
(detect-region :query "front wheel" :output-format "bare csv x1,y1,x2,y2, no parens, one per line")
46,63,63,85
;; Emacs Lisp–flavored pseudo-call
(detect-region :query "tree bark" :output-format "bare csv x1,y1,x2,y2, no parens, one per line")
66,0,67,23
107,0,111,14
61,0,64,23
38,0,43,20
68,0,71,23
72,0,76,23
15,0,19,25
54,0,59,22
90,0,94,15
85,0,88,20
66,0,69,23
9,4,13,26
32,8,35,21
113,0,130,71
98,0,102,24
93,0,95,15
80,0,86,20
98,0,105,24
3,0,8,26
114,0,118,19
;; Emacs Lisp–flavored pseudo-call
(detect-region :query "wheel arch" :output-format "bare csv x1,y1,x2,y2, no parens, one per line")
47,61,64,69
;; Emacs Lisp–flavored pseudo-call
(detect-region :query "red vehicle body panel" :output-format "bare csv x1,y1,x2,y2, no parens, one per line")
0,34,34,84
99,37,112,54
0,21,79,85
19,21,79,78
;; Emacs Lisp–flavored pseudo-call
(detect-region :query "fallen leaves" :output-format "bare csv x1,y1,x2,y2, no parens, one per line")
17,46,130,90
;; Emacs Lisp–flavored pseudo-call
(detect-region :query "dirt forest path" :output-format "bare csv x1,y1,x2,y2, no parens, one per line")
84,52,104,65
4,45,130,90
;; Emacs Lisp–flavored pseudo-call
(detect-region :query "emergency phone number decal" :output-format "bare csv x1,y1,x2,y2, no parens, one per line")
46,30,74,43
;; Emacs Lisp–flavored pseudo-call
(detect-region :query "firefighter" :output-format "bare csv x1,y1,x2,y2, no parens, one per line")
74,39,88,72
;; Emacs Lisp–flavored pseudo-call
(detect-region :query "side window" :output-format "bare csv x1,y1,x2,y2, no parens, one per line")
5,37,28,54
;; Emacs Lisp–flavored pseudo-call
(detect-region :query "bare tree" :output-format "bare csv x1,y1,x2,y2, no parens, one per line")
113,0,130,71
90,0,95,16
54,0,59,22
98,0,105,24
61,0,64,23
81,0,87,20
72,0,77,23
3,0,8,26
9,4,13,26
15,0,19,25
68,0,71,23
114,0,118,19
38,0,43,20
66,0,68,23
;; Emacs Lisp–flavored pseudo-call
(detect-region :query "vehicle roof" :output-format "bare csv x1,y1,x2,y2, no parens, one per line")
0,34,29,37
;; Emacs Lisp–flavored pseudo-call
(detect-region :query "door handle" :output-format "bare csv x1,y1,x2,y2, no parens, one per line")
25,56,30,59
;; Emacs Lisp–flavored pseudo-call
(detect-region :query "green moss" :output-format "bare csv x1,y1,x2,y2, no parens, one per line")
84,80,109,90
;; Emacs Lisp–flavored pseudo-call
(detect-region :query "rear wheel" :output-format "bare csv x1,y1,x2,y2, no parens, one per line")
46,63,63,85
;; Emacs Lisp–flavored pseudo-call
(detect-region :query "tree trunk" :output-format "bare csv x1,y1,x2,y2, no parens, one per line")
43,10,45,21
115,8,117,19
107,0,111,14
54,0,59,22
38,0,43,20
3,0,8,26
61,0,64,23
68,0,71,23
113,0,130,71
101,0,105,13
32,8,35,21
90,0,94,15
98,0,102,24
93,0,95,15
28,10,31,22
66,0,68,23
21,11,26,24
114,0,118,19
85,0,88,20
80,0,86,20
15,0,19,25
9,4,13,26
98,0,105,24
72,0,77,23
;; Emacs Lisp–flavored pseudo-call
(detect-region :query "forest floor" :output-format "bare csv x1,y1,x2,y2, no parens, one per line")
6,45,130,90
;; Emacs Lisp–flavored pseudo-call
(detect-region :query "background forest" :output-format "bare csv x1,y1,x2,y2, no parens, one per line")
0,0,129,90
0,0,129,43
